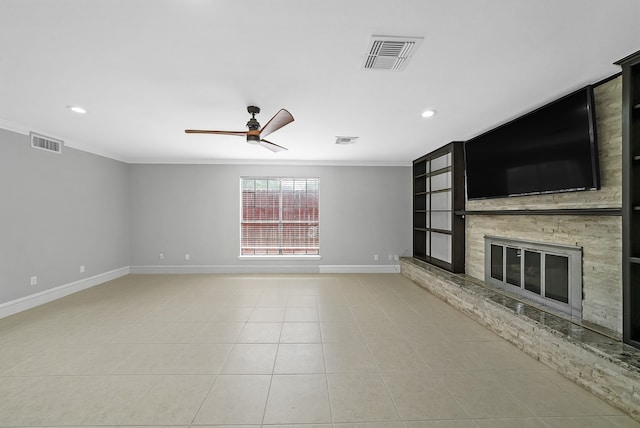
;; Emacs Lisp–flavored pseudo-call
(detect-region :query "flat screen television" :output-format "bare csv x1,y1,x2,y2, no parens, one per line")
464,86,600,200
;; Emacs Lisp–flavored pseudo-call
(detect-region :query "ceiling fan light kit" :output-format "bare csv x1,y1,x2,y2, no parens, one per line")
246,134,261,144
185,105,294,152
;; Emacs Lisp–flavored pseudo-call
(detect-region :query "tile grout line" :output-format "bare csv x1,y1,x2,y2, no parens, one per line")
189,371,219,426
260,299,284,426
190,295,250,426
317,292,335,425
349,276,406,425
186,280,244,426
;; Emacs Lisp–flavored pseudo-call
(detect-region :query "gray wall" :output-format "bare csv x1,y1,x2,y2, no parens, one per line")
0,129,130,303
129,164,412,268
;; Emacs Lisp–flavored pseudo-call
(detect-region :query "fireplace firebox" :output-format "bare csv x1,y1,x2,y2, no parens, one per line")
484,236,582,318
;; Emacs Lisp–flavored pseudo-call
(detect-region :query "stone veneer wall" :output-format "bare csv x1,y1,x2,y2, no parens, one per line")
465,77,623,334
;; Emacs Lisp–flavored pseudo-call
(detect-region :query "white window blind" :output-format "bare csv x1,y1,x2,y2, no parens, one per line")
241,177,319,255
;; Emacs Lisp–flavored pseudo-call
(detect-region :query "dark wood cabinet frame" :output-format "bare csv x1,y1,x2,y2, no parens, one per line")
616,49,640,349
413,142,465,273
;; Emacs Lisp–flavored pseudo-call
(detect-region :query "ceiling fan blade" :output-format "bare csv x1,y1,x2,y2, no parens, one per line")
184,130,247,136
259,139,288,152
259,109,294,139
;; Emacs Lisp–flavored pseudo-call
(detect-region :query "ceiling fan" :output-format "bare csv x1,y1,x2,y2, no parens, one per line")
185,106,294,152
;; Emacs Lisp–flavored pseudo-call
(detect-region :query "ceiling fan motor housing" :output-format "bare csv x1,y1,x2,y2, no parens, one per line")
246,117,260,130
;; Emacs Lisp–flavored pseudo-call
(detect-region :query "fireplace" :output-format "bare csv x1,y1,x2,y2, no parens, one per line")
484,236,582,318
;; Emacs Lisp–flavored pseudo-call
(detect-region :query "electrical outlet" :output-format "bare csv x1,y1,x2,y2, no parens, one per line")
80,265,85,273
30,276,37,286
394,254,399,261
374,254,379,261
159,253,165,260
185,253,190,261
388,254,393,261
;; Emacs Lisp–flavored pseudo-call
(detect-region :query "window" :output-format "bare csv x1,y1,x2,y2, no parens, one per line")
241,177,319,255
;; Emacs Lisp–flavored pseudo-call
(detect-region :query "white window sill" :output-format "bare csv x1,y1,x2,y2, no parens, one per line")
237,255,322,261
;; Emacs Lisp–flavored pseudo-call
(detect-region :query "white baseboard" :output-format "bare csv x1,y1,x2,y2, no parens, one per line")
130,265,318,274
130,264,401,274
0,266,130,319
318,265,401,273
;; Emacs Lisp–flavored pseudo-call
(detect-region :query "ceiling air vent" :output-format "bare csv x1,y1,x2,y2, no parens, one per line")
363,35,423,71
30,132,63,154
335,136,358,145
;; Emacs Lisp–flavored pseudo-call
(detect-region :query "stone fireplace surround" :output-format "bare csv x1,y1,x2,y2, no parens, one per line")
465,76,624,334
400,257,640,421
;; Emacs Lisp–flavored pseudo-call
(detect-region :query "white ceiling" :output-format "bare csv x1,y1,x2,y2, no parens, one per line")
1,0,639,165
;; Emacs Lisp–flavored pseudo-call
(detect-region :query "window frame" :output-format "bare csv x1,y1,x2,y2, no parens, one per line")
238,176,321,260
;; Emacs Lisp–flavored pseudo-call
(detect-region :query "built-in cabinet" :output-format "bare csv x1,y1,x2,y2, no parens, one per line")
412,142,465,273
617,50,640,348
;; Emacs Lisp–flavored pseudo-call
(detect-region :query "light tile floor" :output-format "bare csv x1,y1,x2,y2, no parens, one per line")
0,273,638,427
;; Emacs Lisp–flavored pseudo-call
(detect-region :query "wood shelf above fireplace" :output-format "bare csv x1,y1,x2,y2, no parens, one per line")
457,208,622,216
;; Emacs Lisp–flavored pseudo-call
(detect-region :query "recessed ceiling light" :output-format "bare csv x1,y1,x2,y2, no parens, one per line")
421,109,437,118
335,136,359,145
67,106,87,114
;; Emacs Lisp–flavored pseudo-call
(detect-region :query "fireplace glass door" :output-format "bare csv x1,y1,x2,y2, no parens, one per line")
505,247,521,287
545,254,569,304
524,250,541,295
